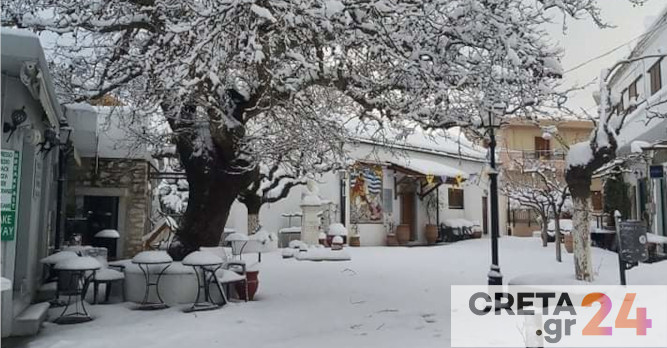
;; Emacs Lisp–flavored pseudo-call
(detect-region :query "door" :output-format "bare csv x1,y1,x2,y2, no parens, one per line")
83,196,119,257
482,197,489,235
400,192,416,241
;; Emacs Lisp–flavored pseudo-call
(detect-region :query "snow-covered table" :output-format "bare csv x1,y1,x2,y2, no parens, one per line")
132,251,173,310
53,256,101,324
181,251,226,312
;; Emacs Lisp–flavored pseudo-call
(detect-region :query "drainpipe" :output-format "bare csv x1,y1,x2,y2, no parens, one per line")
54,123,73,250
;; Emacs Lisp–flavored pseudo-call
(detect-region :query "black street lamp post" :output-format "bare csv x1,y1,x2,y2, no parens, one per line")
485,103,504,286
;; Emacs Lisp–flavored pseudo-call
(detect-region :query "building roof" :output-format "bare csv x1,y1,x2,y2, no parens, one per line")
1,28,63,128
609,5,667,85
346,120,487,162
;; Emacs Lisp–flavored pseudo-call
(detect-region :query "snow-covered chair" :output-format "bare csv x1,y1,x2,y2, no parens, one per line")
199,247,248,302
90,251,125,304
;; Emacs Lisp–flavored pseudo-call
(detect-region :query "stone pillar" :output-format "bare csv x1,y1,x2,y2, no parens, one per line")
300,194,322,245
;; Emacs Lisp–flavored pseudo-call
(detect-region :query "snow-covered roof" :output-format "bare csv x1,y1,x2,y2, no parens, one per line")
390,157,469,179
1,28,64,127
346,120,487,161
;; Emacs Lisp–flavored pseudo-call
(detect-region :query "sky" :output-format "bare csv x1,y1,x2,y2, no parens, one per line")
545,0,667,116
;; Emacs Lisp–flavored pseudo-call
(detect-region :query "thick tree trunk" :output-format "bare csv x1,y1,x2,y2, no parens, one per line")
569,178,593,281
540,214,548,247
164,98,257,260
169,160,254,260
239,190,262,235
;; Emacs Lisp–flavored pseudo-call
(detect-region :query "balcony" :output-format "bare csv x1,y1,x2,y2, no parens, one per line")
503,149,567,161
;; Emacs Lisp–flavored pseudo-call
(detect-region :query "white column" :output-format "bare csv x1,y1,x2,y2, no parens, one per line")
300,203,322,245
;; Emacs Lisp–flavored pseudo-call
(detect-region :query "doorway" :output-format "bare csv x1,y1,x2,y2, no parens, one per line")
400,191,417,241
83,196,119,257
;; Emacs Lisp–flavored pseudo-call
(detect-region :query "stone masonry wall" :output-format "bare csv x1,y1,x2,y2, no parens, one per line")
67,158,150,257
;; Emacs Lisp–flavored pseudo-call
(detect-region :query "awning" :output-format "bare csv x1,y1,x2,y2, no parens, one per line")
388,158,470,199
389,158,469,180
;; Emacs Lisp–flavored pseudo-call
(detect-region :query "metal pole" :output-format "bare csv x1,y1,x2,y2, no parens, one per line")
488,111,503,285
614,211,626,285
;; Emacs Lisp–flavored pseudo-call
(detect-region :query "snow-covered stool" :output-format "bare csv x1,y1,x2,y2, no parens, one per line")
53,256,101,324
131,251,173,310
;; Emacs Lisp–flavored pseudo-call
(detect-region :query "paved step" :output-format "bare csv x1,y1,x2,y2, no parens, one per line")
13,302,50,336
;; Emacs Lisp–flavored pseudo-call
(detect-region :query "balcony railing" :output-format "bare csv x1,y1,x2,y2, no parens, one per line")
504,149,566,161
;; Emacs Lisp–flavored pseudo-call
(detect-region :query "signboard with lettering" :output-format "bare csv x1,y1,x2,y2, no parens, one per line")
618,220,648,263
1,150,21,241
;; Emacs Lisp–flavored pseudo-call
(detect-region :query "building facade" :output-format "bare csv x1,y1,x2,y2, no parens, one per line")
65,104,152,259
1,29,65,337
226,128,508,245
605,8,667,240
498,119,603,236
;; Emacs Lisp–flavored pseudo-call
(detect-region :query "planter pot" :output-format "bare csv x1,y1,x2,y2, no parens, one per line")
236,270,259,301
564,234,574,253
425,225,438,245
349,235,361,247
386,234,399,246
396,225,410,245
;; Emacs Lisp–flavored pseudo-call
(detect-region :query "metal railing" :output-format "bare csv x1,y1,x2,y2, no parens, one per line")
503,149,566,161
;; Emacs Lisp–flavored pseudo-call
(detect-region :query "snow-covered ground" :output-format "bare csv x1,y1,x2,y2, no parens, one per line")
23,237,667,348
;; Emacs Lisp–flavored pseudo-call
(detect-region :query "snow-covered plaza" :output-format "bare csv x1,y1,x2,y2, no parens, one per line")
13,238,666,348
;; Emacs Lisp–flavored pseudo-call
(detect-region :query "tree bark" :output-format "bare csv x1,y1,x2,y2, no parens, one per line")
243,193,262,235
164,98,258,260
568,177,593,281
539,213,548,247
554,215,562,263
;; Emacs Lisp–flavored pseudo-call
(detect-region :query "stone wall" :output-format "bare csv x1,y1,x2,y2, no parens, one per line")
67,157,150,258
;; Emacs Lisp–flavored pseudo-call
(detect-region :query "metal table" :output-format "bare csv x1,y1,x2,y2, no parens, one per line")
53,261,100,324
182,260,226,312
132,258,172,310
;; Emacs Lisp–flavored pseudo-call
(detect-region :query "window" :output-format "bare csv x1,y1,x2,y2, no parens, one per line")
448,188,464,209
628,77,641,113
628,76,641,101
591,191,603,212
648,59,662,95
534,137,551,159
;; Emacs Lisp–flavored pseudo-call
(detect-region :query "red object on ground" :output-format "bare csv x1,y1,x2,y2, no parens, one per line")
236,270,259,301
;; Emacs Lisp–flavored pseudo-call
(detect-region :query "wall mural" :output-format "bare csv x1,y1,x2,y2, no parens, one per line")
350,163,383,224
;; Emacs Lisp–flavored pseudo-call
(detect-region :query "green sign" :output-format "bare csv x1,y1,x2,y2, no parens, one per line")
1,150,20,241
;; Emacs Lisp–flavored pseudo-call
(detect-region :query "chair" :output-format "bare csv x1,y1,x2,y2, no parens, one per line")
90,253,125,304
199,247,248,302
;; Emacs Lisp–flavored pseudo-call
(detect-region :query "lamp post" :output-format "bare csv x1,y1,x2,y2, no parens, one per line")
54,125,74,250
485,102,505,286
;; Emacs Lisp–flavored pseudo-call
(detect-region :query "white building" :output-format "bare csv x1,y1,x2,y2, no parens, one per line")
226,127,508,246
605,7,667,238
1,29,65,337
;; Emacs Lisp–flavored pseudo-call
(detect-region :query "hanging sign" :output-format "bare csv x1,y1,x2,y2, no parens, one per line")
1,150,21,241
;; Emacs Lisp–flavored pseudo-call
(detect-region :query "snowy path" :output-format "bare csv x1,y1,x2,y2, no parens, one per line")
25,237,666,348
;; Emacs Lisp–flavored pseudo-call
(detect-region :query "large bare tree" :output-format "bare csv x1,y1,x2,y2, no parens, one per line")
3,0,619,258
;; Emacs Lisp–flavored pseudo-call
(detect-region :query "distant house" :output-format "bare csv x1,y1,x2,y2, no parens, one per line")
601,8,667,240
1,28,65,337
65,103,152,259
498,118,603,237
226,126,508,245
